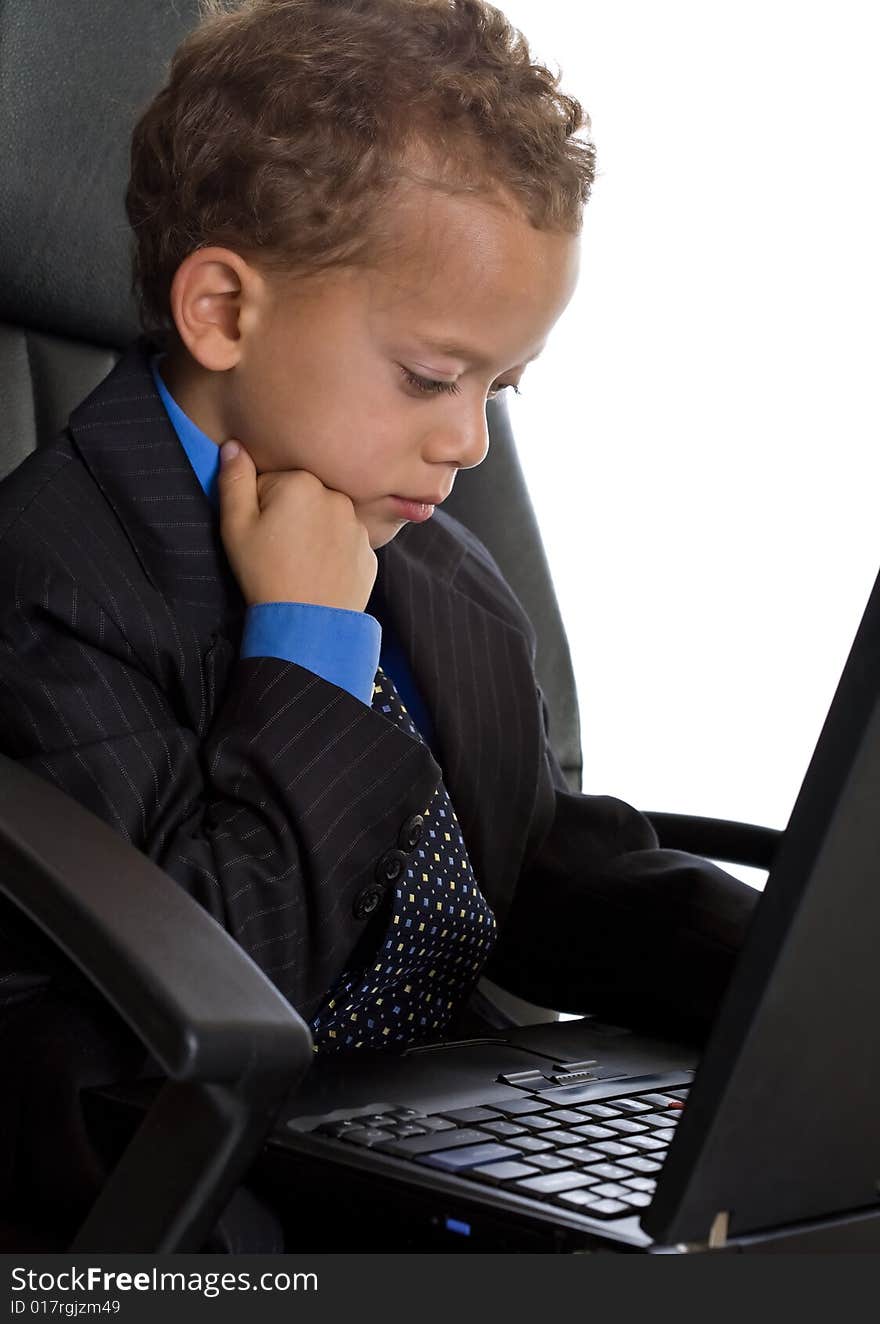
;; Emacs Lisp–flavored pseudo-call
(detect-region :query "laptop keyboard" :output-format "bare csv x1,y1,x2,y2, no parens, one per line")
306,1086,689,1220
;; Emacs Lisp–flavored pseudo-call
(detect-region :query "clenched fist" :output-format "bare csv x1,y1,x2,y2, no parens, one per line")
217,440,377,611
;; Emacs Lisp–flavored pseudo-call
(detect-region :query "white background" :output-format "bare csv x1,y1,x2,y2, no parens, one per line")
496,1,879,888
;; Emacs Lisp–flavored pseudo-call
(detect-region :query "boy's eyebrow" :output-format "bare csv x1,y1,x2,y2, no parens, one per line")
415,336,545,369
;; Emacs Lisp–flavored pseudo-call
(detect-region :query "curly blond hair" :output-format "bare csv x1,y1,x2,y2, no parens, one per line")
126,0,596,339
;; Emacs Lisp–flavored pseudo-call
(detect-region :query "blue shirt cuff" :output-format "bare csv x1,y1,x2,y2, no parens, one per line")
240,603,381,707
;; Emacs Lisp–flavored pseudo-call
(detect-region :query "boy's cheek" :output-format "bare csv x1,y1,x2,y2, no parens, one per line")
246,439,310,478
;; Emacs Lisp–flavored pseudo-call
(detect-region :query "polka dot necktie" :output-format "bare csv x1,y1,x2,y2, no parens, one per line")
309,665,497,1052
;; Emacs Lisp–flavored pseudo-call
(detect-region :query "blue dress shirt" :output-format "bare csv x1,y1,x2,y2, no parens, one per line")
150,357,436,747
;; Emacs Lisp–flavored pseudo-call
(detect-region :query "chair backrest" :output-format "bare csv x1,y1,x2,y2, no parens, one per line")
0,0,582,791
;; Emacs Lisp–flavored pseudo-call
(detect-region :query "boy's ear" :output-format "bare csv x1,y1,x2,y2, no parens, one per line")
168,247,265,371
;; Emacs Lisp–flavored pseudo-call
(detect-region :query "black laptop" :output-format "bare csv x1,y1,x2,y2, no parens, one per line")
248,562,880,1253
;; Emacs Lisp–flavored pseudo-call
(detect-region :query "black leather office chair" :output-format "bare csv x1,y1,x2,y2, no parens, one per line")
0,0,780,1251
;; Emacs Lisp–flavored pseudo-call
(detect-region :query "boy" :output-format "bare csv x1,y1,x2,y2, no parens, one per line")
0,0,756,1227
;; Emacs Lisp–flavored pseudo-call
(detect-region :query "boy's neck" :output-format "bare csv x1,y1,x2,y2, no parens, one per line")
156,344,228,447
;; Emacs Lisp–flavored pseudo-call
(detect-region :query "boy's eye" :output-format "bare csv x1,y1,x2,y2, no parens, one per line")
399,366,520,400
401,367,461,396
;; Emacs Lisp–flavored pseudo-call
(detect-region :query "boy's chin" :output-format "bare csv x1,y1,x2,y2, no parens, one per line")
365,511,410,551
369,525,403,551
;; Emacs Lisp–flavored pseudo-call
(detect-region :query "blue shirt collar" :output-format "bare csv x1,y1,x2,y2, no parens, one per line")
150,354,220,508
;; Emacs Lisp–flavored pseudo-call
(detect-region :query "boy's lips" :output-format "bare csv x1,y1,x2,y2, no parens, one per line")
388,495,442,523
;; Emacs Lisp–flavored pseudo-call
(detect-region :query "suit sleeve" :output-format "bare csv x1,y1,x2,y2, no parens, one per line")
0,556,440,1020
485,685,761,1044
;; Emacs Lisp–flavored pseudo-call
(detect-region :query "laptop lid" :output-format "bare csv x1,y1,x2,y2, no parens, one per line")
643,563,880,1246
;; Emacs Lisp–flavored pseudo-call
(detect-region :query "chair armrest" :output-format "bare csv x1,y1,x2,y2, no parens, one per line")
0,753,313,1250
644,811,782,871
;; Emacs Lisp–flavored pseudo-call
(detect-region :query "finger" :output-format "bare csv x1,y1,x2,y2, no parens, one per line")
217,440,257,538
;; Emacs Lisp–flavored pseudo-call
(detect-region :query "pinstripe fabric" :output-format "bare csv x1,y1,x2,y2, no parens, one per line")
0,338,759,1043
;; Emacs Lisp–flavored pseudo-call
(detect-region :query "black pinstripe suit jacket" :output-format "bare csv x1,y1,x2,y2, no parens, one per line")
0,339,758,1040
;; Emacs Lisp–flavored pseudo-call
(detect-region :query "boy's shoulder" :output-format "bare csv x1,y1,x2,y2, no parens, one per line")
0,432,80,548
0,338,166,574
0,423,134,607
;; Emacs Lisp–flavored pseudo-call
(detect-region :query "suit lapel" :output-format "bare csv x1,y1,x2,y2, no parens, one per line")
379,519,542,924
67,338,244,637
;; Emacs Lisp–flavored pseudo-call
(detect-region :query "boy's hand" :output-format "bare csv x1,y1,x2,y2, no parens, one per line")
217,440,378,611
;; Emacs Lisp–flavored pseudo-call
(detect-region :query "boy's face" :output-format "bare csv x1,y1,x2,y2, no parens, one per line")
179,185,580,549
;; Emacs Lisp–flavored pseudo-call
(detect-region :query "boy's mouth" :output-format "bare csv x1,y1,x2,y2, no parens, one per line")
388,496,437,523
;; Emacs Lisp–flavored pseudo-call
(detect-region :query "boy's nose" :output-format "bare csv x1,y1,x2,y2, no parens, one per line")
423,405,490,475
450,409,491,471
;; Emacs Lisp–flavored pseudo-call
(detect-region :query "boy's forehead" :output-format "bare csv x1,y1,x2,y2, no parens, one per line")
377,185,571,295
364,185,580,357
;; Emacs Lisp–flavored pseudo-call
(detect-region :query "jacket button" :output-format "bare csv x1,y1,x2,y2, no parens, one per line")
353,885,385,920
398,814,425,851
376,849,408,884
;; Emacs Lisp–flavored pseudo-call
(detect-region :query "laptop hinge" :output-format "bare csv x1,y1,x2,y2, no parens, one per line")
671,1210,730,1253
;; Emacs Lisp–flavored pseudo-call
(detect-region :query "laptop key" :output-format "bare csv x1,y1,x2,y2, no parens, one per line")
605,1118,650,1135
592,1182,630,1199
572,1123,616,1140
540,1129,585,1146
554,1145,607,1165
582,1162,631,1181
638,1112,680,1128
637,1093,680,1107
528,1153,577,1172
519,1115,559,1131
506,1135,554,1154
620,1156,663,1174
583,1199,631,1218
609,1098,654,1114
479,1120,528,1138
345,1128,397,1146
623,1192,653,1208
624,1176,657,1192
375,1127,488,1156
314,1120,365,1138
393,1124,428,1137
438,1107,503,1124
469,1160,542,1184
417,1142,520,1171
627,1135,667,1153
544,1109,589,1125
554,1188,603,1210
416,1117,457,1132
653,1129,676,1144
593,1140,638,1157
491,1098,550,1116
514,1171,595,1197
